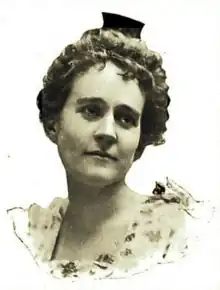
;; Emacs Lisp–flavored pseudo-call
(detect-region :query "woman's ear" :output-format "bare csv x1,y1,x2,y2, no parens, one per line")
44,120,59,144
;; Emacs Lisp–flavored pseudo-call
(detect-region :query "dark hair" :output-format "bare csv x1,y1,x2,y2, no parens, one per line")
37,28,170,160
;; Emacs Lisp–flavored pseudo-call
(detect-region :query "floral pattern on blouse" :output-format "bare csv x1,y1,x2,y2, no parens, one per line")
7,178,214,282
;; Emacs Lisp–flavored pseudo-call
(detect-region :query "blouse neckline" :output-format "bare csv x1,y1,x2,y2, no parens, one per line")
7,178,214,282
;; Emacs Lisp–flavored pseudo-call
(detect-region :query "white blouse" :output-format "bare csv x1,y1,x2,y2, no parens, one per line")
7,178,214,283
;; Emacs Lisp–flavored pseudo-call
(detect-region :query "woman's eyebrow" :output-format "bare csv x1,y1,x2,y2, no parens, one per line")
75,97,140,118
76,97,106,106
116,105,140,119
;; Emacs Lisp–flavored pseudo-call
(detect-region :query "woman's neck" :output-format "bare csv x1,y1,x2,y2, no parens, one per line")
65,174,138,225
52,174,141,261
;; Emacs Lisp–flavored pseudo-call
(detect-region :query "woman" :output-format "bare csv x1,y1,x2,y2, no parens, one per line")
7,12,212,281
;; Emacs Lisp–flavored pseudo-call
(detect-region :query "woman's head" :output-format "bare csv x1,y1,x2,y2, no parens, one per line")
53,61,144,187
37,24,170,186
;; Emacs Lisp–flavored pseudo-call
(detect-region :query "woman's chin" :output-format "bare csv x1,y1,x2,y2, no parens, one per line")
78,168,123,187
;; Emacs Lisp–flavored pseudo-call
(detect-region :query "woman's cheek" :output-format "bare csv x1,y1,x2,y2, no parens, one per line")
122,129,140,153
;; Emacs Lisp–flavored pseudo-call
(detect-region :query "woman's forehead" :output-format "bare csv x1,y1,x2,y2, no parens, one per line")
68,61,145,112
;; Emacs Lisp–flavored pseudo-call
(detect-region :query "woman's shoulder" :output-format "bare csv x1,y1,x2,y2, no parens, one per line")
138,177,215,260
141,177,215,217
7,197,69,262
7,197,69,219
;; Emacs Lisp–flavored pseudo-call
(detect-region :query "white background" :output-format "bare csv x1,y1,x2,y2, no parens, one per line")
1,0,220,289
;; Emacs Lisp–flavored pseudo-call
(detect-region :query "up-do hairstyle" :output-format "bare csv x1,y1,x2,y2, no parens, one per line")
37,12,170,160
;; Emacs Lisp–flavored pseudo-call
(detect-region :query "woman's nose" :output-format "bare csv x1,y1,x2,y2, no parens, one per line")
94,114,117,149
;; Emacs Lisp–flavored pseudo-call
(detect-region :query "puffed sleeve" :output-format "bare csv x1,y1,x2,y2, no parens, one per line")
118,177,215,275
7,197,69,263
154,177,215,263
7,206,36,259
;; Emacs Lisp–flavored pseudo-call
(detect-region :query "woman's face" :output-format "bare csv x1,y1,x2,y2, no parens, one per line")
55,61,145,186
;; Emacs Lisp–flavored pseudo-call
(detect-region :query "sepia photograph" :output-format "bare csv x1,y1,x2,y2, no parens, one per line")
1,0,220,289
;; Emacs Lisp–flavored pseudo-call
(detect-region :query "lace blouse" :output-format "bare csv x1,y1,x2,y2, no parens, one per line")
7,178,213,282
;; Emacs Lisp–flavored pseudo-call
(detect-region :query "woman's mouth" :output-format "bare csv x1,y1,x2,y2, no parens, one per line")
85,151,118,161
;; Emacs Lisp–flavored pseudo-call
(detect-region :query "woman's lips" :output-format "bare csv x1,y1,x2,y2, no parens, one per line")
85,151,118,161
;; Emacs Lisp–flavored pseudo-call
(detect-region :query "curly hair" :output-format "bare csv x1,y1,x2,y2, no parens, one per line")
37,28,170,160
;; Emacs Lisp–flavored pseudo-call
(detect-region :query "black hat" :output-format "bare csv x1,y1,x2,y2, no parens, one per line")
102,12,144,39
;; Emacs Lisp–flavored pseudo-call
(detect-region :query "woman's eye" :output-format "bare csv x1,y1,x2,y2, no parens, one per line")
119,115,136,127
82,105,101,118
